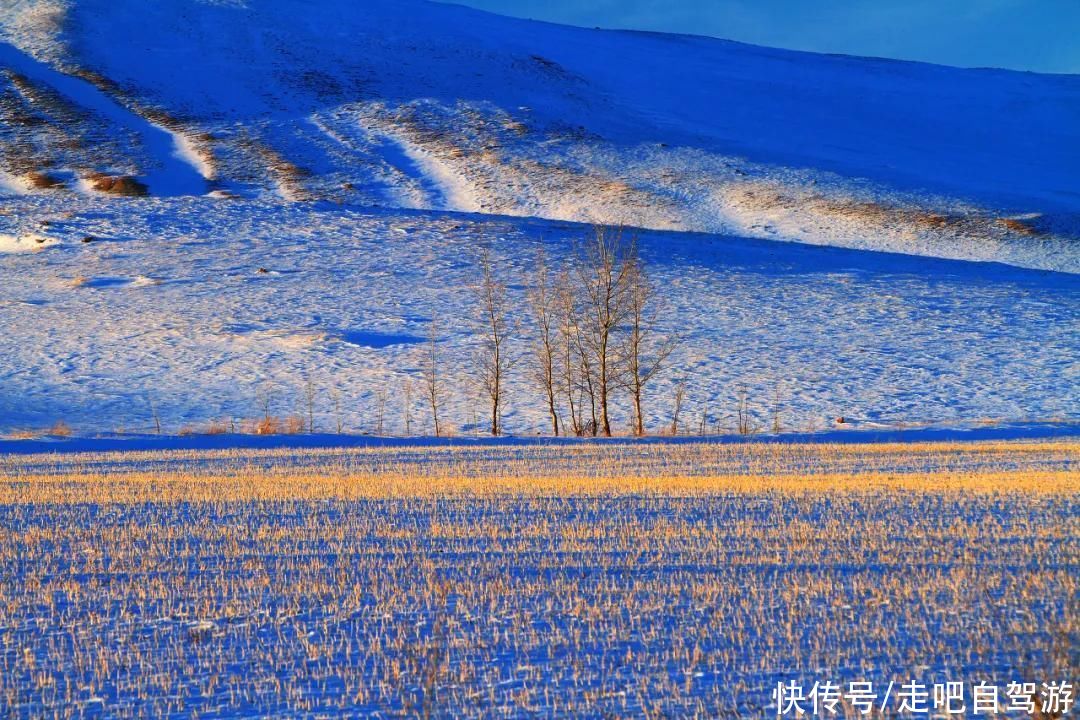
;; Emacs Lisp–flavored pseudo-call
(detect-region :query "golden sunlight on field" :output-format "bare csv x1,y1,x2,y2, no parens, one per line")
0,440,1075,717
1,440,1076,503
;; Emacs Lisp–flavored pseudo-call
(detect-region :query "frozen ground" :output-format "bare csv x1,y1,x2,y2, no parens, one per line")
0,196,1076,436
3,423,1079,458
3,438,1075,478
0,443,1076,718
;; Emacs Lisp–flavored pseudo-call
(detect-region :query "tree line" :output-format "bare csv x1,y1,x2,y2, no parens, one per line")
136,226,684,439
427,225,679,437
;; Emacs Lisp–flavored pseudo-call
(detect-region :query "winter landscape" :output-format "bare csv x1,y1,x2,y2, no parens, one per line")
0,0,1077,717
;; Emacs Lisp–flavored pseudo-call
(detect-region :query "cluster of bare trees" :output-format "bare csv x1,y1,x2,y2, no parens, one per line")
421,249,514,439
226,226,678,440
469,226,677,437
476,251,513,436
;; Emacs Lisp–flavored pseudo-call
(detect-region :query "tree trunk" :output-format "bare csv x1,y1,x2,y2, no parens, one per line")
547,385,559,437
600,386,612,436
599,337,612,437
490,350,500,436
633,384,644,436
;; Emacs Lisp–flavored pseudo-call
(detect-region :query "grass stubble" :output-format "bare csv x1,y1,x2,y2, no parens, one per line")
0,440,1075,718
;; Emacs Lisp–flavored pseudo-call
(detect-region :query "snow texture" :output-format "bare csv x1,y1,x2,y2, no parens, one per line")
0,0,1076,436
0,0,1077,269
0,197,1075,436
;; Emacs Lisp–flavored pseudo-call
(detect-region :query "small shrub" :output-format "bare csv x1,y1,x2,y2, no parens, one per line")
205,420,230,435
89,174,148,197
253,416,281,435
26,172,64,190
996,217,1041,236
6,430,39,440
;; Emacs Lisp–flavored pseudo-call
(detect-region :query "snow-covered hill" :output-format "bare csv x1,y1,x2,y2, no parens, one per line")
1,0,1078,270
0,0,1077,436
0,196,1076,436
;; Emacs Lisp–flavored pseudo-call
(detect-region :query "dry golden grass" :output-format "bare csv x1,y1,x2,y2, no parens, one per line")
1,439,1073,504
996,216,1043,236
2,467,1076,505
3,429,40,440
47,420,71,438
87,173,148,197
25,171,65,190
0,439,1074,717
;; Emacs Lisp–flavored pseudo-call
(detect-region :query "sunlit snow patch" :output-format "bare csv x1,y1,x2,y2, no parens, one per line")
0,233,59,253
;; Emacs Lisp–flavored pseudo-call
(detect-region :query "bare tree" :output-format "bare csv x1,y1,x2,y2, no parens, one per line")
575,321,599,436
622,262,679,436
771,385,783,435
528,249,561,436
670,383,686,436
331,388,344,434
425,318,444,437
304,376,316,433
475,251,511,436
736,385,755,436
402,378,413,436
375,386,388,436
148,393,162,435
258,384,273,424
574,226,636,437
255,384,278,435
555,273,584,437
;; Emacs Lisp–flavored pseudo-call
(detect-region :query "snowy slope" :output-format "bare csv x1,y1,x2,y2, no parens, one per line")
0,1,1077,437
0,40,207,195
0,195,1076,436
0,0,1077,269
